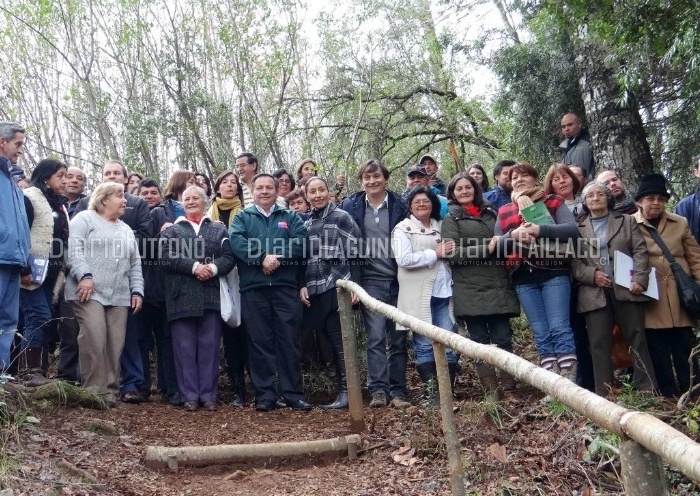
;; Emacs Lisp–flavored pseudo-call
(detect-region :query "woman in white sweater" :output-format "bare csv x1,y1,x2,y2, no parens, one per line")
66,182,143,407
391,186,457,404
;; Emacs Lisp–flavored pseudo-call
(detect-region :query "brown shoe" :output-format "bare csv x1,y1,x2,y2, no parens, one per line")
369,393,387,408
389,395,411,409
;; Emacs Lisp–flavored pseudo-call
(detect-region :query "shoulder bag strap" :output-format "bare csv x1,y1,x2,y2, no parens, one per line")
645,225,677,264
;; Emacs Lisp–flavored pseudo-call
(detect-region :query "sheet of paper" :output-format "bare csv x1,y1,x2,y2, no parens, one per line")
614,251,659,300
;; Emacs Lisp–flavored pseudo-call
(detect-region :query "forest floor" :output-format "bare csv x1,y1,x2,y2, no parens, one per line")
2,320,700,495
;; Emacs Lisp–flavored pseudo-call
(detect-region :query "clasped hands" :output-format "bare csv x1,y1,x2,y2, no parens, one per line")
435,239,456,258
511,222,540,244
194,263,216,281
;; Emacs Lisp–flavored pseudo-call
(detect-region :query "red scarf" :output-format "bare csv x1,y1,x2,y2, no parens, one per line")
186,214,203,224
463,205,481,218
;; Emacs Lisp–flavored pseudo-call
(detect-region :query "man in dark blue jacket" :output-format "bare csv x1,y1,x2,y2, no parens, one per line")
484,159,515,211
0,122,30,371
340,159,410,408
675,154,700,244
230,173,311,412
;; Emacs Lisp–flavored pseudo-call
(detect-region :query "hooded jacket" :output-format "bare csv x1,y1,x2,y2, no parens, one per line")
0,158,30,267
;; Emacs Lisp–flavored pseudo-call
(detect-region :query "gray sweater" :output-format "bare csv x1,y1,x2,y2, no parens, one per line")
65,210,144,306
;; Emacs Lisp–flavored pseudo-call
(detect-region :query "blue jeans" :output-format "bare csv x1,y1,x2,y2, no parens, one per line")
413,297,458,365
361,278,407,398
19,283,53,350
0,266,21,370
515,275,575,358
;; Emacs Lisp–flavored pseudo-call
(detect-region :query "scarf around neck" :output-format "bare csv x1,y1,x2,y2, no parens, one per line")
511,186,545,211
210,197,242,227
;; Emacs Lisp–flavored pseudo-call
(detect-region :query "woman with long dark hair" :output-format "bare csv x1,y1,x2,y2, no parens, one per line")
18,159,69,384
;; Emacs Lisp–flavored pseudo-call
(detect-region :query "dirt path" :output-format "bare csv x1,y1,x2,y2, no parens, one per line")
4,371,700,495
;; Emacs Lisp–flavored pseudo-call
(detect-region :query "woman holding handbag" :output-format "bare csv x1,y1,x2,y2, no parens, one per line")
161,185,235,411
634,173,700,397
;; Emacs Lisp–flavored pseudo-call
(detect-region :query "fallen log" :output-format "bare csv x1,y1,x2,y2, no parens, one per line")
145,434,362,471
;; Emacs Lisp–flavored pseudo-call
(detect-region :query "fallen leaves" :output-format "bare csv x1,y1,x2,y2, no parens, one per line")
391,445,419,466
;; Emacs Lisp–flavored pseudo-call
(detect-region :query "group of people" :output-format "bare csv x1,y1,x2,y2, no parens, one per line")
1,116,699,416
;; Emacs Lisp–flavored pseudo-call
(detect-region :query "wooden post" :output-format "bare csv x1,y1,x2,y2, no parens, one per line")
433,342,465,496
620,439,669,495
337,287,365,433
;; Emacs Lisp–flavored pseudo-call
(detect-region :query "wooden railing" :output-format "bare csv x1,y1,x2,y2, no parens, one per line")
336,279,700,496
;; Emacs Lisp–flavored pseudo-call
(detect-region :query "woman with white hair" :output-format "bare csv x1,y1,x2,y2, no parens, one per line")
572,181,657,397
66,182,144,407
161,185,236,411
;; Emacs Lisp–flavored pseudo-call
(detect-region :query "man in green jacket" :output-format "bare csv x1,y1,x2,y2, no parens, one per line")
230,173,311,412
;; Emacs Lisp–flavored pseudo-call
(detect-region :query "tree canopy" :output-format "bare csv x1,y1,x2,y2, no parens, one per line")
2,0,698,195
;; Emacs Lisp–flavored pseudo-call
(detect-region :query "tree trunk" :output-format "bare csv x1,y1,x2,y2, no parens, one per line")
575,36,654,189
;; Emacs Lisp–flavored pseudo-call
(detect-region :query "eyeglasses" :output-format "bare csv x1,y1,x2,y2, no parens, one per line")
411,200,432,206
584,192,606,199
278,178,291,184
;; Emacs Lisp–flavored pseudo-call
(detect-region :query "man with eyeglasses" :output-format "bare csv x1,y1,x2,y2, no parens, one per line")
235,152,258,207
340,159,410,408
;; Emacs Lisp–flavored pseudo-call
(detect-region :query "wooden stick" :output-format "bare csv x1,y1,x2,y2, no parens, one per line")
337,287,365,433
145,435,362,470
433,342,465,496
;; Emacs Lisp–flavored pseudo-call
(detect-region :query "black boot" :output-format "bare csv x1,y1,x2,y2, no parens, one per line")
321,319,348,409
230,371,247,408
19,347,51,386
321,391,348,409
448,362,460,392
417,362,438,406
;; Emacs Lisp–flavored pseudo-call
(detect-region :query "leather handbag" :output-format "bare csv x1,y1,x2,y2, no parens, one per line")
646,227,700,318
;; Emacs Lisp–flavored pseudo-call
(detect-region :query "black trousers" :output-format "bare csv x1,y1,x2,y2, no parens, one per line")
56,295,80,382
222,322,249,396
136,302,179,400
645,327,695,397
242,286,305,404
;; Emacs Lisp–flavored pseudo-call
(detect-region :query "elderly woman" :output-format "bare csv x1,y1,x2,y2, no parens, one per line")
495,162,580,380
392,186,458,404
572,182,657,397
300,177,361,409
18,159,69,384
441,173,521,400
161,186,236,411
633,173,700,397
66,183,144,407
